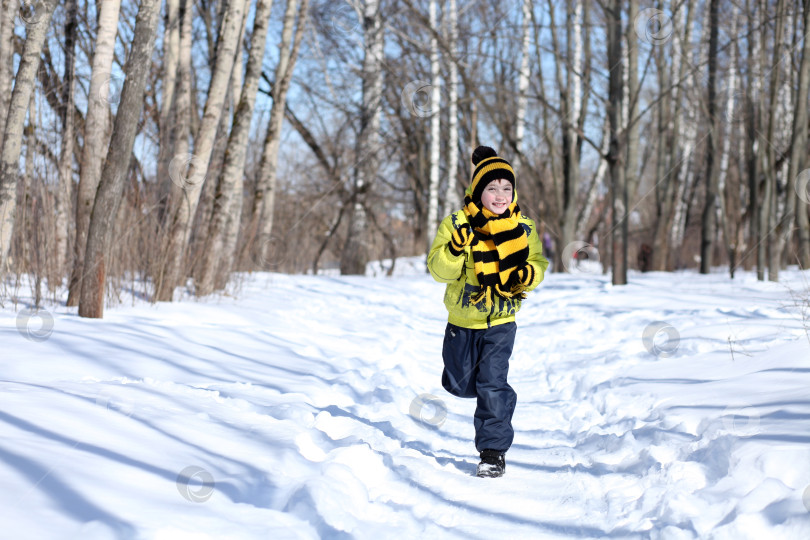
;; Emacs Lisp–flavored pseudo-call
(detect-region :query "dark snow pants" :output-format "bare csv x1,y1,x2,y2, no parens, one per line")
441,321,517,453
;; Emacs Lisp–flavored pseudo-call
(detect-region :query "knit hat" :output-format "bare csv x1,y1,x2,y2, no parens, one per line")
468,146,516,204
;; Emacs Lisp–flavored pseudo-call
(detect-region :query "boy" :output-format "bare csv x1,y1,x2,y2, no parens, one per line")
427,146,549,478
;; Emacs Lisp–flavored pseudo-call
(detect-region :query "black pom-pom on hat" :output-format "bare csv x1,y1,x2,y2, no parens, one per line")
472,145,498,166
469,146,515,204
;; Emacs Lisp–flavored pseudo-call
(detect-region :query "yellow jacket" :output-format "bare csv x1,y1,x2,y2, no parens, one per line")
428,210,549,329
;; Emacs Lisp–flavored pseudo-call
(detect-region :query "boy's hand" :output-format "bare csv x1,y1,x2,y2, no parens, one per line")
448,224,474,256
516,263,535,287
508,263,535,292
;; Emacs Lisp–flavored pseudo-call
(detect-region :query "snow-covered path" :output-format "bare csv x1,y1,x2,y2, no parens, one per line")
2,263,810,539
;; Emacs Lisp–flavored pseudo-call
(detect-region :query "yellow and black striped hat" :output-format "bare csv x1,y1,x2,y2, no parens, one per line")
469,148,515,204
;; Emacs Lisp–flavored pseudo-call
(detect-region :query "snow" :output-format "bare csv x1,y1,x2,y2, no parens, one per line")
2,260,810,539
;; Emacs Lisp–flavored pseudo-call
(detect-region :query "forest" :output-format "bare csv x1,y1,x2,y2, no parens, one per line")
0,0,808,318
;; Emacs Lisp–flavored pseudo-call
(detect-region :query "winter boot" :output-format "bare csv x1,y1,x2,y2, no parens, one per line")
476,449,505,478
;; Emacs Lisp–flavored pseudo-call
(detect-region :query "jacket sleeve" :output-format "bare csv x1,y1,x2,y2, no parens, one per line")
523,219,549,292
428,214,466,283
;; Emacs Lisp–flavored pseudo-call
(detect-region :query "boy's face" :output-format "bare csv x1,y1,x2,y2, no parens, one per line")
480,178,513,215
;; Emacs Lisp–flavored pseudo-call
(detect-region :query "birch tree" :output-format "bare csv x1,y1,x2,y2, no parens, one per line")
340,0,383,275
248,0,308,269
761,0,787,280
699,0,720,274
715,12,740,276
652,0,696,270
66,0,123,305
196,0,276,296
606,0,627,285
155,0,181,213
794,0,810,268
155,0,248,301
443,0,460,212
0,0,58,271
53,0,79,282
0,0,18,149
425,0,441,246
514,0,532,169
78,0,162,318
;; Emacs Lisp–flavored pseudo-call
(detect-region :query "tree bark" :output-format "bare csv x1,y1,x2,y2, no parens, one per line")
763,0,787,281
78,0,162,318
651,0,696,270
795,0,810,268
425,0,441,249
700,0,720,274
248,0,308,269
514,0,532,169
66,0,123,305
155,0,181,216
0,0,59,271
340,0,384,275
54,0,78,283
624,0,640,207
196,0,276,296
155,0,247,301
716,12,740,277
0,0,18,150
444,0,460,212
606,0,626,284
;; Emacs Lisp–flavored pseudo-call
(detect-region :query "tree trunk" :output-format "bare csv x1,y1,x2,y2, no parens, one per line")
773,0,808,270
514,0,532,173
716,12,739,277
444,0,460,212
155,0,181,216
196,0,276,296
66,0,123,305
340,0,383,275
425,0,441,248
249,0,308,269
745,0,764,278
0,0,18,150
155,0,247,301
551,0,583,272
78,0,162,318
764,0,787,281
651,0,696,270
624,0,640,207
700,0,720,274
606,0,626,284
795,0,810,268
0,0,58,271
53,0,78,284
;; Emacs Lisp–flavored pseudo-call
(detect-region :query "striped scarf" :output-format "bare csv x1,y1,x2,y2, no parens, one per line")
462,192,530,307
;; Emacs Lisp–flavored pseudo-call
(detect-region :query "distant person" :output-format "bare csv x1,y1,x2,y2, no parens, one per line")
638,243,653,272
427,145,549,478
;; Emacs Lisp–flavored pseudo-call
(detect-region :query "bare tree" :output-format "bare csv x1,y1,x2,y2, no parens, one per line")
425,0,441,248
247,0,308,270
78,0,163,318
700,0,720,274
196,0,277,296
67,0,124,305
443,0,461,212
340,0,383,275
54,0,79,283
0,0,59,272
761,0,787,280
155,0,182,213
794,0,810,268
155,0,248,301
606,0,627,285
0,0,18,149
